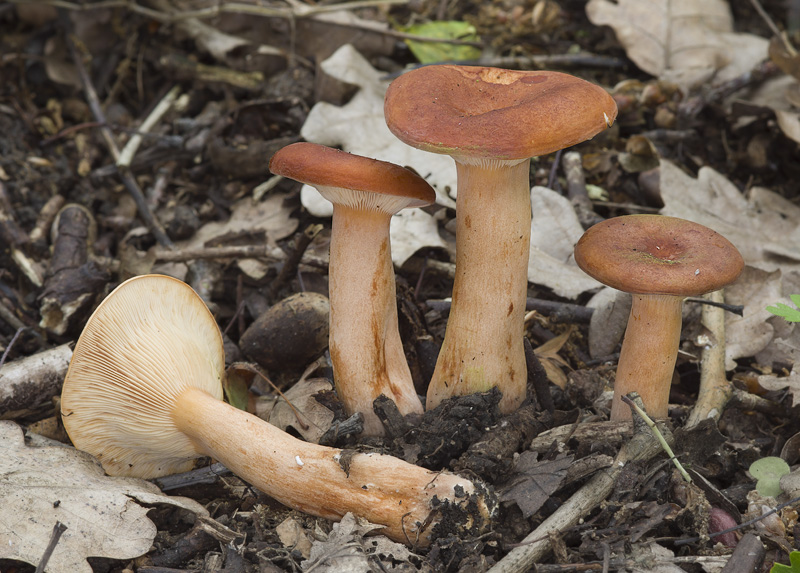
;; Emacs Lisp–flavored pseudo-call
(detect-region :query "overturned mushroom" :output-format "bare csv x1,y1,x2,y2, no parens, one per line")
385,65,617,414
270,143,435,435
61,275,492,545
573,215,744,420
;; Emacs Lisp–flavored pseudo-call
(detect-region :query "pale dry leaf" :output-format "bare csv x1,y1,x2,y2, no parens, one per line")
758,363,800,407
276,517,313,559
300,44,457,208
738,75,800,144
269,377,335,444
177,192,298,280
0,421,206,572
528,187,602,298
301,512,381,572
659,160,800,274
586,0,768,92
724,267,785,369
587,288,632,359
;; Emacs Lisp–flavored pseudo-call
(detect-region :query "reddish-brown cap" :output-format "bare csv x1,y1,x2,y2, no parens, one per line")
574,215,744,296
269,143,435,210
384,66,618,160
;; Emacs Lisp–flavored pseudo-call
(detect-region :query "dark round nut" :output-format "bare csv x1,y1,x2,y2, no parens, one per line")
239,292,330,371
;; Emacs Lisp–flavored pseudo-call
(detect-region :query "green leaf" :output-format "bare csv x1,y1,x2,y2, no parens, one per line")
766,296,800,322
771,551,800,572
399,21,481,64
749,456,791,498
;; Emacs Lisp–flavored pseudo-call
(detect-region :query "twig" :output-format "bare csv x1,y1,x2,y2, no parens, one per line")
621,394,692,483
60,10,173,248
0,298,28,332
268,224,323,298
685,296,744,317
562,150,604,229
12,0,407,22
0,327,25,369
686,290,732,428
34,521,67,573
117,85,181,168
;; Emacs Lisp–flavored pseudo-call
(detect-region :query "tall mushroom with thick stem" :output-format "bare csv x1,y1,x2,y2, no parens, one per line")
61,275,495,546
269,143,435,435
573,215,744,421
384,65,617,414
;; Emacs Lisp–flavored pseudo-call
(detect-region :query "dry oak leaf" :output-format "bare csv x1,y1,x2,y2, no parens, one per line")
0,421,207,572
586,0,768,92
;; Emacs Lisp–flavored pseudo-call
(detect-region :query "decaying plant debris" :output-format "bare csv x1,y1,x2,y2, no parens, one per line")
2,0,800,571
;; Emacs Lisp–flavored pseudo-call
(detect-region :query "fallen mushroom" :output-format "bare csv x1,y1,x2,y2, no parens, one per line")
60,275,492,546
384,65,617,414
573,215,744,420
269,143,435,435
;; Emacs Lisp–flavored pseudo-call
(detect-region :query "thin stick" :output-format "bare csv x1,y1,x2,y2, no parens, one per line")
621,394,692,483
60,10,173,247
117,85,181,168
34,521,68,573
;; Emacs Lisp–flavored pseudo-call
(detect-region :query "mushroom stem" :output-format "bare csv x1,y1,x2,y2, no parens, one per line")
427,159,531,414
611,294,683,421
172,386,480,545
328,205,423,434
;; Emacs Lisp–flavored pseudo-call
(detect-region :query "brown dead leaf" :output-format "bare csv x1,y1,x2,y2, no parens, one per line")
499,452,572,518
533,327,574,389
0,421,206,572
586,0,768,92
269,378,336,444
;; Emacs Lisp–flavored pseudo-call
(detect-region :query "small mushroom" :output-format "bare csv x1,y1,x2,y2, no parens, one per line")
573,215,744,420
269,143,435,435
60,275,494,546
385,65,618,414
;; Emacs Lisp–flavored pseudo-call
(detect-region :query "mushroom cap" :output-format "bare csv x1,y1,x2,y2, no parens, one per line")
61,274,225,478
384,66,618,160
269,143,436,212
574,215,744,297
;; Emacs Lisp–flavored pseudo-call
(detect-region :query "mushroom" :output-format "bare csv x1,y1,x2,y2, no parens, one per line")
573,215,744,420
384,65,617,413
60,274,494,546
269,143,435,435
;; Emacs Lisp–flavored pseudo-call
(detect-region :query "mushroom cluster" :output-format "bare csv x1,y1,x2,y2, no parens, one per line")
62,64,622,545
61,275,494,546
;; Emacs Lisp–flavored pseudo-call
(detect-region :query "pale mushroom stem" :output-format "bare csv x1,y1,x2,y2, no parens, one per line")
173,387,480,545
610,294,683,421
427,159,532,414
328,205,423,435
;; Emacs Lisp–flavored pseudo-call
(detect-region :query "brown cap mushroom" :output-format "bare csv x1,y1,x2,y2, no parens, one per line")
270,143,434,435
384,66,617,414
61,274,494,546
574,215,744,420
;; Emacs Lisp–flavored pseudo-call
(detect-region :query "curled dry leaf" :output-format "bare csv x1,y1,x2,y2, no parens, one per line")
586,0,768,93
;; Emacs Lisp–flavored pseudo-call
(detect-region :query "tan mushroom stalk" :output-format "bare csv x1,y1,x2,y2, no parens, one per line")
384,65,617,414
61,275,494,546
269,143,435,435
573,215,744,421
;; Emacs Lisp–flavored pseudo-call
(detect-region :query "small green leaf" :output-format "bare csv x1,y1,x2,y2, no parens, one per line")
771,551,800,572
766,296,800,322
399,21,481,64
749,456,790,498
